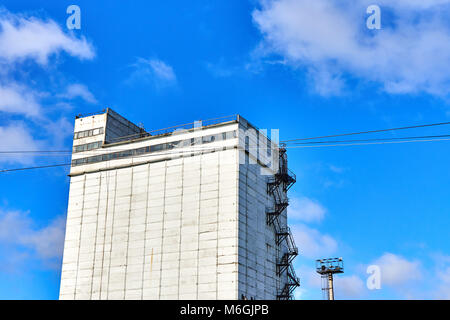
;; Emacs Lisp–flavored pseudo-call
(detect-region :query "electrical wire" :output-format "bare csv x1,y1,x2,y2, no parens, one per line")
0,146,231,173
2,133,450,155
283,134,450,146
3,120,450,154
2,136,450,173
0,163,71,173
280,121,450,143
285,137,450,149
1,133,449,158
3,120,450,173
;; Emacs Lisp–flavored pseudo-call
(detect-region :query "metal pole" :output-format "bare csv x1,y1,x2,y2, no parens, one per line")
328,273,334,300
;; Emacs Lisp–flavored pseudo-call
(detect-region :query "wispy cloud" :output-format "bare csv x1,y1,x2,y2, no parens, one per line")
289,196,326,223
0,9,95,65
375,0,450,10
291,224,338,259
0,122,42,165
0,9,96,165
294,263,366,299
126,57,177,89
59,83,98,104
334,275,366,299
0,209,65,270
329,164,344,174
205,58,238,78
432,254,450,299
371,253,422,286
252,0,450,97
0,83,42,118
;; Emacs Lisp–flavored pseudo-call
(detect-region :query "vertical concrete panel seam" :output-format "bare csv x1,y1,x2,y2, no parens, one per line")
90,173,102,298
216,153,220,299
59,187,70,299
244,162,249,298
234,149,239,299
177,158,185,299
157,162,167,299
196,155,202,299
106,170,118,299
124,166,134,297
141,163,151,300
99,167,111,298
74,174,86,299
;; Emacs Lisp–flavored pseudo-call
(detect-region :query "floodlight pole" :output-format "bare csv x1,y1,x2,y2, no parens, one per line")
327,273,334,300
316,257,344,300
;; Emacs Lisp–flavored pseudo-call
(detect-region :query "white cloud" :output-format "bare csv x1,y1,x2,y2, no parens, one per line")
307,68,345,97
147,59,177,82
21,216,66,260
289,196,326,223
372,253,422,286
60,83,97,104
0,10,95,166
293,265,322,299
42,117,74,149
0,118,72,165
252,0,450,96
0,209,65,269
377,0,450,10
294,264,366,299
127,57,177,88
428,253,450,299
329,164,344,174
291,223,338,259
435,268,450,299
0,10,95,65
0,83,42,118
0,122,42,165
334,275,366,299
205,59,238,78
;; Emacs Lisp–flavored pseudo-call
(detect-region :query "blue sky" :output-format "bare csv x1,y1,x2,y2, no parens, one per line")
0,0,450,299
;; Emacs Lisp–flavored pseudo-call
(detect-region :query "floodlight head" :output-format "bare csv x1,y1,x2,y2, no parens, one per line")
316,257,344,275
316,257,344,300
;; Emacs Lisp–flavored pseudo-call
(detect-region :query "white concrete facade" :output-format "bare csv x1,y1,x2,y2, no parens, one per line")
60,110,297,300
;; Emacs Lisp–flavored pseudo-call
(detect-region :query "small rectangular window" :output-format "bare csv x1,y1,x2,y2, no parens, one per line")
73,127,104,140
135,147,146,155
226,131,236,139
151,144,164,152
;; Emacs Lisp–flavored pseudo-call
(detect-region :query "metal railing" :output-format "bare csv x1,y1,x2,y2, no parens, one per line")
107,115,238,143
75,109,107,119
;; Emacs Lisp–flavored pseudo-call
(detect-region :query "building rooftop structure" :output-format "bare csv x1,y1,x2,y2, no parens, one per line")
60,108,299,300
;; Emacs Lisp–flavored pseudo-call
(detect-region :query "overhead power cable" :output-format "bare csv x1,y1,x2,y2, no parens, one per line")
283,134,450,146
2,133,450,155
2,120,450,174
2,136,450,174
285,137,450,149
2,120,450,154
0,163,71,173
0,146,230,173
280,121,450,143
0,150,70,154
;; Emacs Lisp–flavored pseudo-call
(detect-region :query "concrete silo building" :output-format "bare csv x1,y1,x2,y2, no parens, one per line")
59,109,299,300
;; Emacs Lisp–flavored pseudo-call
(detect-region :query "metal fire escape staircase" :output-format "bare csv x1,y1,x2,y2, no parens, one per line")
266,148,300,300
277,264,301,300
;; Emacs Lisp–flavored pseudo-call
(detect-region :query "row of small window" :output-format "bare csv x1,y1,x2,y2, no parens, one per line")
73,141,103,153
72,130,237,167
74,127,104,140
245,136,272,158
